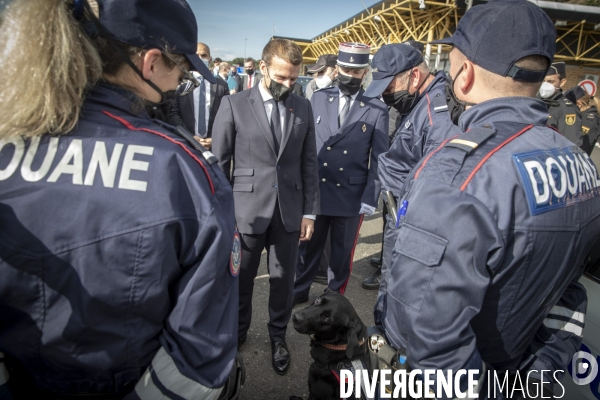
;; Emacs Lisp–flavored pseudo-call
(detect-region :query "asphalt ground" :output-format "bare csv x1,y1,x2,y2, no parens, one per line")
238,145,600,400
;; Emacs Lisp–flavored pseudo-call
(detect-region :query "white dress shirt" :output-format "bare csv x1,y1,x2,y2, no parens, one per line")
258,79,315,221
258,78,286,130
338,88,360,115
191,71,210,136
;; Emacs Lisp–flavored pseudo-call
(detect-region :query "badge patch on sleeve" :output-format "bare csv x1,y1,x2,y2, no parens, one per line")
230,231,241,277
582,126,590,135
513,147,600,215
565,114,576,126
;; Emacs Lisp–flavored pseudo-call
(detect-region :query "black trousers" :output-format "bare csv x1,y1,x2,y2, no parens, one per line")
293,215,363,298
238,201,300,343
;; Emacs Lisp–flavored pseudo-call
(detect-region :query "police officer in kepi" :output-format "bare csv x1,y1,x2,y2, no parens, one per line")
0,1,242,399
292,42,389,305
565,85,600,155
359,42,463,292
539,61,584,146
376,0,600,397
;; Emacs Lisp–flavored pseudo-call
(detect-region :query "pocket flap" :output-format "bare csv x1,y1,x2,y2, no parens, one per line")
397,223,447,267
233,168,254,177
233,183,253,192
349,176,368,185
295,181,303,190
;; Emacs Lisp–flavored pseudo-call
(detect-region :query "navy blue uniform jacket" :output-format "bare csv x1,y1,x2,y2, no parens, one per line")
310,87,388,216
382,97,599,396
0,83,238,396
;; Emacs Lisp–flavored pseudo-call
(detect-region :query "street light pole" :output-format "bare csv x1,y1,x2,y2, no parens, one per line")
244,38,247,60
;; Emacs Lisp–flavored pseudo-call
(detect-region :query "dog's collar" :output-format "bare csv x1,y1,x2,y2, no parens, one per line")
311,335,366,351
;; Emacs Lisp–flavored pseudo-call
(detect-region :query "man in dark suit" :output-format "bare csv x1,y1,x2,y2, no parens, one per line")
212,39,320,375
242,58,262,90
293,42,388,304
169,44,229,150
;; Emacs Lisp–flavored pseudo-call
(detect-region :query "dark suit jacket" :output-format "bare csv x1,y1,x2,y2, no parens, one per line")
242,72,262,90
310,86,388,216
169,78,229,137
212,85,320,235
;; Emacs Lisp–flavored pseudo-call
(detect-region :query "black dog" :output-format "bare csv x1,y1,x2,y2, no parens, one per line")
292,292,369,400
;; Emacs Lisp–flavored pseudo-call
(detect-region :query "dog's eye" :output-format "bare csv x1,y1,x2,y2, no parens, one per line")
323,315,331,323
314,298,322,305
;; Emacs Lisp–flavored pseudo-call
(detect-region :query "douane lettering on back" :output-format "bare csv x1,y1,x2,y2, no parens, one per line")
0,137,154,192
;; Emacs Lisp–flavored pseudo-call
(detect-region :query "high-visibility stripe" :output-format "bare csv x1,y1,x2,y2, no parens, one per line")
548,305,585,324
134,347,223,400
0,357,9,386
449,138,479,149
543,319,584,336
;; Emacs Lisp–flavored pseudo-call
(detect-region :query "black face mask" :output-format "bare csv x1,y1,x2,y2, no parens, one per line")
337,73,363,96
445,66,477,125
246,69,254,76
145,90,176,122
382,74,428,115
266,69,292,102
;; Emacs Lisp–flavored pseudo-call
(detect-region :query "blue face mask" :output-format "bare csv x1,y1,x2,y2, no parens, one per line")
228,71,234,77
201,58,210,67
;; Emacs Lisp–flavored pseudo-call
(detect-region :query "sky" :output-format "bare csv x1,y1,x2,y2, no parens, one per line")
189,0,381,62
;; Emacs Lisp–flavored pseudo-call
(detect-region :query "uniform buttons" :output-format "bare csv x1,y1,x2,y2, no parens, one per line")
327,147,331,150
337,183,341,187
273,184,278,189
322,178,327,182
324,163,328,167
343,150,348,154
339,168,343,171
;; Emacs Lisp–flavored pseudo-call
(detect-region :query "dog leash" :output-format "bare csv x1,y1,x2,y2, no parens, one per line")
311,336,366,351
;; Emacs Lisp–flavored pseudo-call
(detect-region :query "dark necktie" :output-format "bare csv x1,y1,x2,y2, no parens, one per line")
196,79,207,137
339,95,351,127
269,99,282,154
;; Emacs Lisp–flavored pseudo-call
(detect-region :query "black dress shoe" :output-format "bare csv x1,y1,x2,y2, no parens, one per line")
313,274,328,285
362,268,381,290
238,332,247,347
292,296,308,307
370,257,382,268
271,341,290,375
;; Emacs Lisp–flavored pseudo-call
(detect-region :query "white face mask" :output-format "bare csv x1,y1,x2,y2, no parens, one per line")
201,58,210,67
315,74,333,89
539,81,557,99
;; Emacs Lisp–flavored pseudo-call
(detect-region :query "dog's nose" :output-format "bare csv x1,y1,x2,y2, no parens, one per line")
292,312,304,324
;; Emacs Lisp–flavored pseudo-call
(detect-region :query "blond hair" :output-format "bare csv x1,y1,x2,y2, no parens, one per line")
0,0,185,140
576,93,600,112
0,0,102,139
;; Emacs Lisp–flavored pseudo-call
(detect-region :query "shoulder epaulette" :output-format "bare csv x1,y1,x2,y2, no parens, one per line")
431,92,449,113
445,125,496,154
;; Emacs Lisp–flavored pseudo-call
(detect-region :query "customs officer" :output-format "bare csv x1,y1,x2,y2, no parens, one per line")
0,0,240,399
379,1,599,397
541,62,584,146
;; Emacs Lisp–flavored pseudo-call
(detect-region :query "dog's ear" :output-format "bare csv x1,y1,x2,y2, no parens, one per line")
345,320,363,360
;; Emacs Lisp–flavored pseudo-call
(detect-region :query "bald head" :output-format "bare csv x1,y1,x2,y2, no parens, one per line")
197,42,211,61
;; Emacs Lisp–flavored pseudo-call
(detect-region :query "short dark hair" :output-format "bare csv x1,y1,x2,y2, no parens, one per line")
245,57,254,63
262,38,302,66
214,57,222,63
